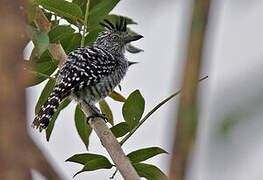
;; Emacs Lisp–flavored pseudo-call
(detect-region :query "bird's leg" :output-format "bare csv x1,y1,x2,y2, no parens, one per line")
84,100,108,123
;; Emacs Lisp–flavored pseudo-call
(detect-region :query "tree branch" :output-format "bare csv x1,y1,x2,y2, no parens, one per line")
81,0,90,47
34,7,140,180
34,8,67,68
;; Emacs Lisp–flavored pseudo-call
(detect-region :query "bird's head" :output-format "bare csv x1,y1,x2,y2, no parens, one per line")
94,17,143,55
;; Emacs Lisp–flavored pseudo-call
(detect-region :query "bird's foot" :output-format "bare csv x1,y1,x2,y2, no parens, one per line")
87,112,108,123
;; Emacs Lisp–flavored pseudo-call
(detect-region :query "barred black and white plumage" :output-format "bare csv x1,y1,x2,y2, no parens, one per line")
32,17,143,130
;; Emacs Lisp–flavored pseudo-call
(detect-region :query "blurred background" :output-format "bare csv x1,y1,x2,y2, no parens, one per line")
25,0,263,179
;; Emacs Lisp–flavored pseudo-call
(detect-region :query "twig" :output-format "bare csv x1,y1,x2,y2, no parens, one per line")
80,0,90,47
120,76,208,146
34,7,140,180
110,168,118,179
34,8,67,68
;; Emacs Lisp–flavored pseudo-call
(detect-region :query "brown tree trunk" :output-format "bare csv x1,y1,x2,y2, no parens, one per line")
169,0,211,180
0,1,62,179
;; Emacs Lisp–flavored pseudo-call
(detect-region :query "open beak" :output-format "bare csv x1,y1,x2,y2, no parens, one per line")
125,34,143,43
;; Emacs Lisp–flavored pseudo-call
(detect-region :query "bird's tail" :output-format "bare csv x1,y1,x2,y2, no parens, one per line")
32,92,62,131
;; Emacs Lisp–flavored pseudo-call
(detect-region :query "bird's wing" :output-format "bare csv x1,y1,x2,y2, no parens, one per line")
53,47,118,99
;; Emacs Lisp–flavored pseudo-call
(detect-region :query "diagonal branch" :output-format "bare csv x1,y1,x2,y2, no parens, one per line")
120,76,208,146
34,8,66,68
34,7,140,180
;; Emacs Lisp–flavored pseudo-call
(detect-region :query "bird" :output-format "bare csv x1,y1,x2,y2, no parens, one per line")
32,17,143,131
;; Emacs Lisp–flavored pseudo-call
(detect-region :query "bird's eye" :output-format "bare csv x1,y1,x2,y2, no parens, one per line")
112,35,119,41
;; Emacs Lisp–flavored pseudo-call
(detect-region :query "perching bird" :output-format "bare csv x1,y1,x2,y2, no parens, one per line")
32,18,143,131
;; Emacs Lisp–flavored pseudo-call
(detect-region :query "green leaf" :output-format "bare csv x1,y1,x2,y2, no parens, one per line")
122,90,145,129
66,153,113,177
109,91,126,102
127,147,167,163
74,158,113,177
48,25,75,43
82,158,112,170
26,50,58,86
35,78,56,114
75,105,92,150
34,0,83,21
66,153,109,165
26,25,35,39
134,163,168,180
45,98,71,141
72,0,87,16
110,122,130,138
87,0,121,27
60,33,82,54
72,0,114,27
27,2,37,22
99,100,113,126
32,31,49,56
73,0,107,17
84,28,102,46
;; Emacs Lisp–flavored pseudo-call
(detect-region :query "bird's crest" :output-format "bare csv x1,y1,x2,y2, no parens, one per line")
99,17,127,32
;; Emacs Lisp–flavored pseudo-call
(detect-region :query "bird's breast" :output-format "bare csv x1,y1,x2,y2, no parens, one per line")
72,62,128,105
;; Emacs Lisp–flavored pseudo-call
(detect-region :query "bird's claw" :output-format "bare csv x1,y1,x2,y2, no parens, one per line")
87,113,108,123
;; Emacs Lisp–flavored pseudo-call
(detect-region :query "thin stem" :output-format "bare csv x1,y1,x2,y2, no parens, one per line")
110,168,118,179
80,0,90,47
24,68,56,81
120,75,208,146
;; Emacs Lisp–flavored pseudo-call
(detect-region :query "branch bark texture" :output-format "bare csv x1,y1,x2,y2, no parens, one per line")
34,7,140,180
169,0,211,180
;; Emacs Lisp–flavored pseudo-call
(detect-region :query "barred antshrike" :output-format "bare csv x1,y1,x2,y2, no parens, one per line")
32,18,143,131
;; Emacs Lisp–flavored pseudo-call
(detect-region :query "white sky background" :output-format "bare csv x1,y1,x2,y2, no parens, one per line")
25,0,263,180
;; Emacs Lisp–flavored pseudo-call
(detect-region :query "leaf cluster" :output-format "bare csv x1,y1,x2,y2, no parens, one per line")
25,0,137,86
73,89,171,179
66,146,168,180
